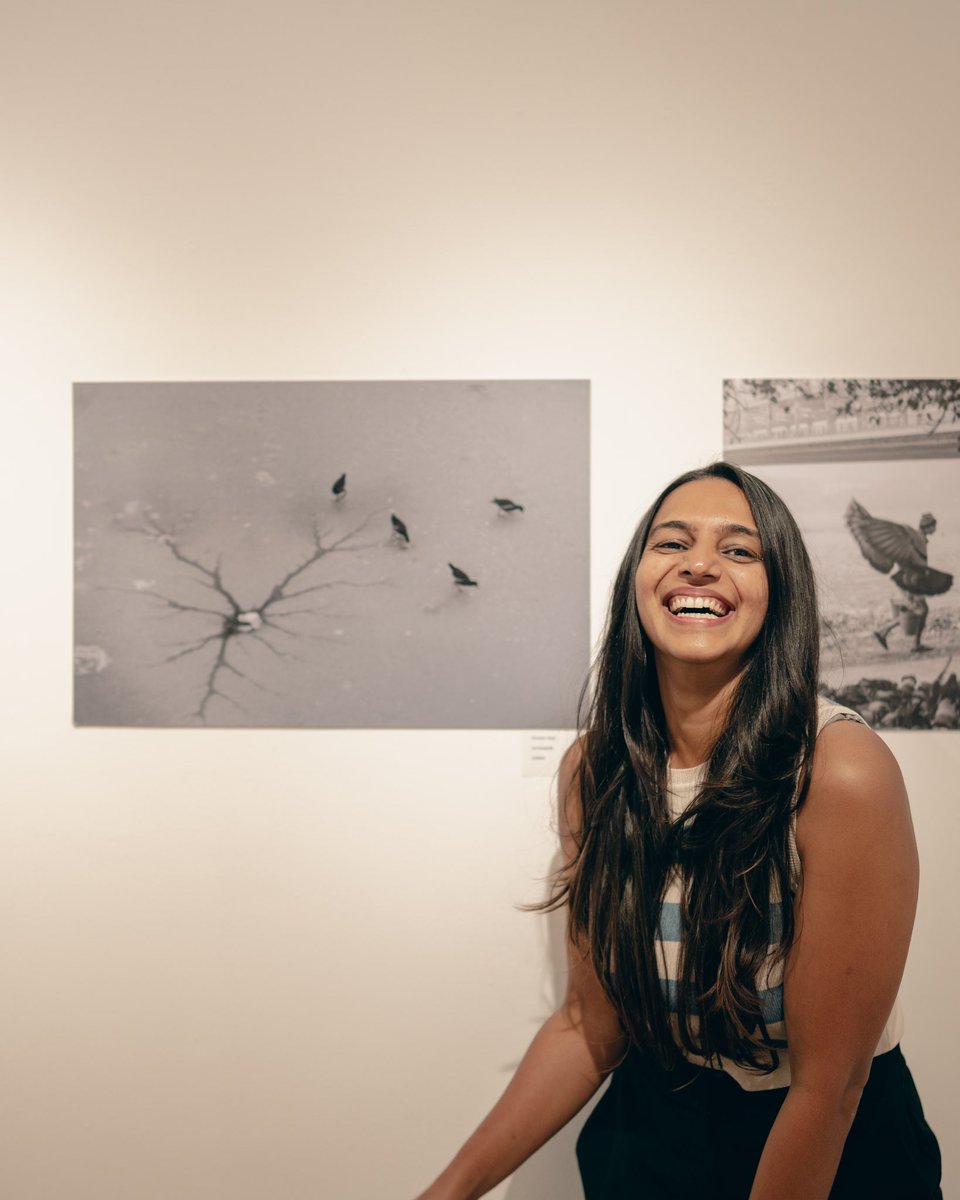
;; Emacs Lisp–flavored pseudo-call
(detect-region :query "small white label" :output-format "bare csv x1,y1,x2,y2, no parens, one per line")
523,731,568,777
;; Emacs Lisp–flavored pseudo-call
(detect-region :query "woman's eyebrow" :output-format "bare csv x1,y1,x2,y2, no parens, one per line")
648,519,693,537
648,519,760,539
721,522,761,539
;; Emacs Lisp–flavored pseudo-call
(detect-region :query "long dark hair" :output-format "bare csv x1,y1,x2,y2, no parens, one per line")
549,461,820,1073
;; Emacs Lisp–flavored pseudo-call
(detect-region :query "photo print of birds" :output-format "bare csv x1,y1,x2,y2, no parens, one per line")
74,380,589,728
723,379,960,729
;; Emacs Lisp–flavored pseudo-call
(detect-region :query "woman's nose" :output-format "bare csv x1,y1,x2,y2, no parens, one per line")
679,549,720,578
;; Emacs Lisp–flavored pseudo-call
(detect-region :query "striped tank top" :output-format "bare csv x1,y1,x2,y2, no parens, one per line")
658,698,904,1091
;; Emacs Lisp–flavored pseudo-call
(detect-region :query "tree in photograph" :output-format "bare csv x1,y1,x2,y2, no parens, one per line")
830,379,960,433
724,378,960,441
111,510,388,723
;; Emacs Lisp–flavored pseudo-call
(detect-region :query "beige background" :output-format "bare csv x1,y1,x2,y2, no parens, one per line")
3,2,959,1196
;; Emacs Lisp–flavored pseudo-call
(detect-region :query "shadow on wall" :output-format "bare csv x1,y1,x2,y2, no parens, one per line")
502,852,609,1200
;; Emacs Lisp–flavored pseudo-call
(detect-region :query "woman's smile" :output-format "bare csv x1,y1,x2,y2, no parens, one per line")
662,589,734,620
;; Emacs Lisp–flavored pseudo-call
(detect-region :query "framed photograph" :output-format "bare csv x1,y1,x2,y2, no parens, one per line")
74,380,590,729
724,379,959,730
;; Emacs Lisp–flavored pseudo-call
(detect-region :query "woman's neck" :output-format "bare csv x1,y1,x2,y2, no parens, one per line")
655,660,742,769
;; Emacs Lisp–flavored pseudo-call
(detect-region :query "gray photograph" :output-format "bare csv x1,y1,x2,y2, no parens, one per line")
74,381,590,728
724,379,959,730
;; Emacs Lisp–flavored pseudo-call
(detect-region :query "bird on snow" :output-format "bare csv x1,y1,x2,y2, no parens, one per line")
391,514,410,545
448,563,478,587
493,497,524,514
331,473,346,500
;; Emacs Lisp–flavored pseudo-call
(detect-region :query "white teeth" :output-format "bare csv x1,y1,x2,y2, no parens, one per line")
667,595,731,617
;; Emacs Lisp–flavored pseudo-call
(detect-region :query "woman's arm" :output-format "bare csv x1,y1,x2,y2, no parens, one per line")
414,743,628,1200
748,720,919,1200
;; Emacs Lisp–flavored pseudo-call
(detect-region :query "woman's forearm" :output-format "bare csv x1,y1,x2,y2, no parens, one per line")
415,1007,624,1200
748,1080,862,1200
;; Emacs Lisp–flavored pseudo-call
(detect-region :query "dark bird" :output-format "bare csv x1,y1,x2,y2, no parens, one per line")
845,501,952,596
331,473,346,500
391,513,410,544
493,497,524,513
846,499,952,654
448,563,478,587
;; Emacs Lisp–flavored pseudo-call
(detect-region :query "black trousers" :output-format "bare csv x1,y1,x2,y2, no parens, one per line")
576,1046,941,1199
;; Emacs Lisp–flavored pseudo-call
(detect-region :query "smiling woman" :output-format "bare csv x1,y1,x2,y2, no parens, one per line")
414,463,941,1200
635,477,769,692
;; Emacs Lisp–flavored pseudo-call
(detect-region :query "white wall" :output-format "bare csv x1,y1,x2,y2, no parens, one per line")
3,2,959,1196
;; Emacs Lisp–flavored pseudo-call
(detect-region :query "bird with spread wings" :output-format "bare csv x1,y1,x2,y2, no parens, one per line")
845,500,953,597
845,499,952,653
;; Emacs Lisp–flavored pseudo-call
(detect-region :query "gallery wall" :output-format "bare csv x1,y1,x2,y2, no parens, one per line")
3,2,960,1196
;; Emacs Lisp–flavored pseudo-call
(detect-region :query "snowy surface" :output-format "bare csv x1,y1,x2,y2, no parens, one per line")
74,381,590,728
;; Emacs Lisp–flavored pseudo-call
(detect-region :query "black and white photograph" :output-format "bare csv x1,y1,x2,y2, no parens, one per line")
724,379,959,730
74,380,590,728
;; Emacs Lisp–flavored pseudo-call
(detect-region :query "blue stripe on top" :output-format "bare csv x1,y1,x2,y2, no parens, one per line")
658,901,785,944
661,978,784,1023
657,900,786,1025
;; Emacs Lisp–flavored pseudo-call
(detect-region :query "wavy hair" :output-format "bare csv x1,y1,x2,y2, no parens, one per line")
547,461,820,1073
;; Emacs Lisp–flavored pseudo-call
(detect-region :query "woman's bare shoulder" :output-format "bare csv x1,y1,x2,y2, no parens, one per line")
810,716,904,791
558,734,587,784
797,718,911,854
557,734,590,852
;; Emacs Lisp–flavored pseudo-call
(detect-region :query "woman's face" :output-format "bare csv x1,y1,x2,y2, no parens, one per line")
634,477,769,674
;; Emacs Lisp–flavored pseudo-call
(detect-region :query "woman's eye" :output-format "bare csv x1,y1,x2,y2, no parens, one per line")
725,546,759,559
655,540,687,551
